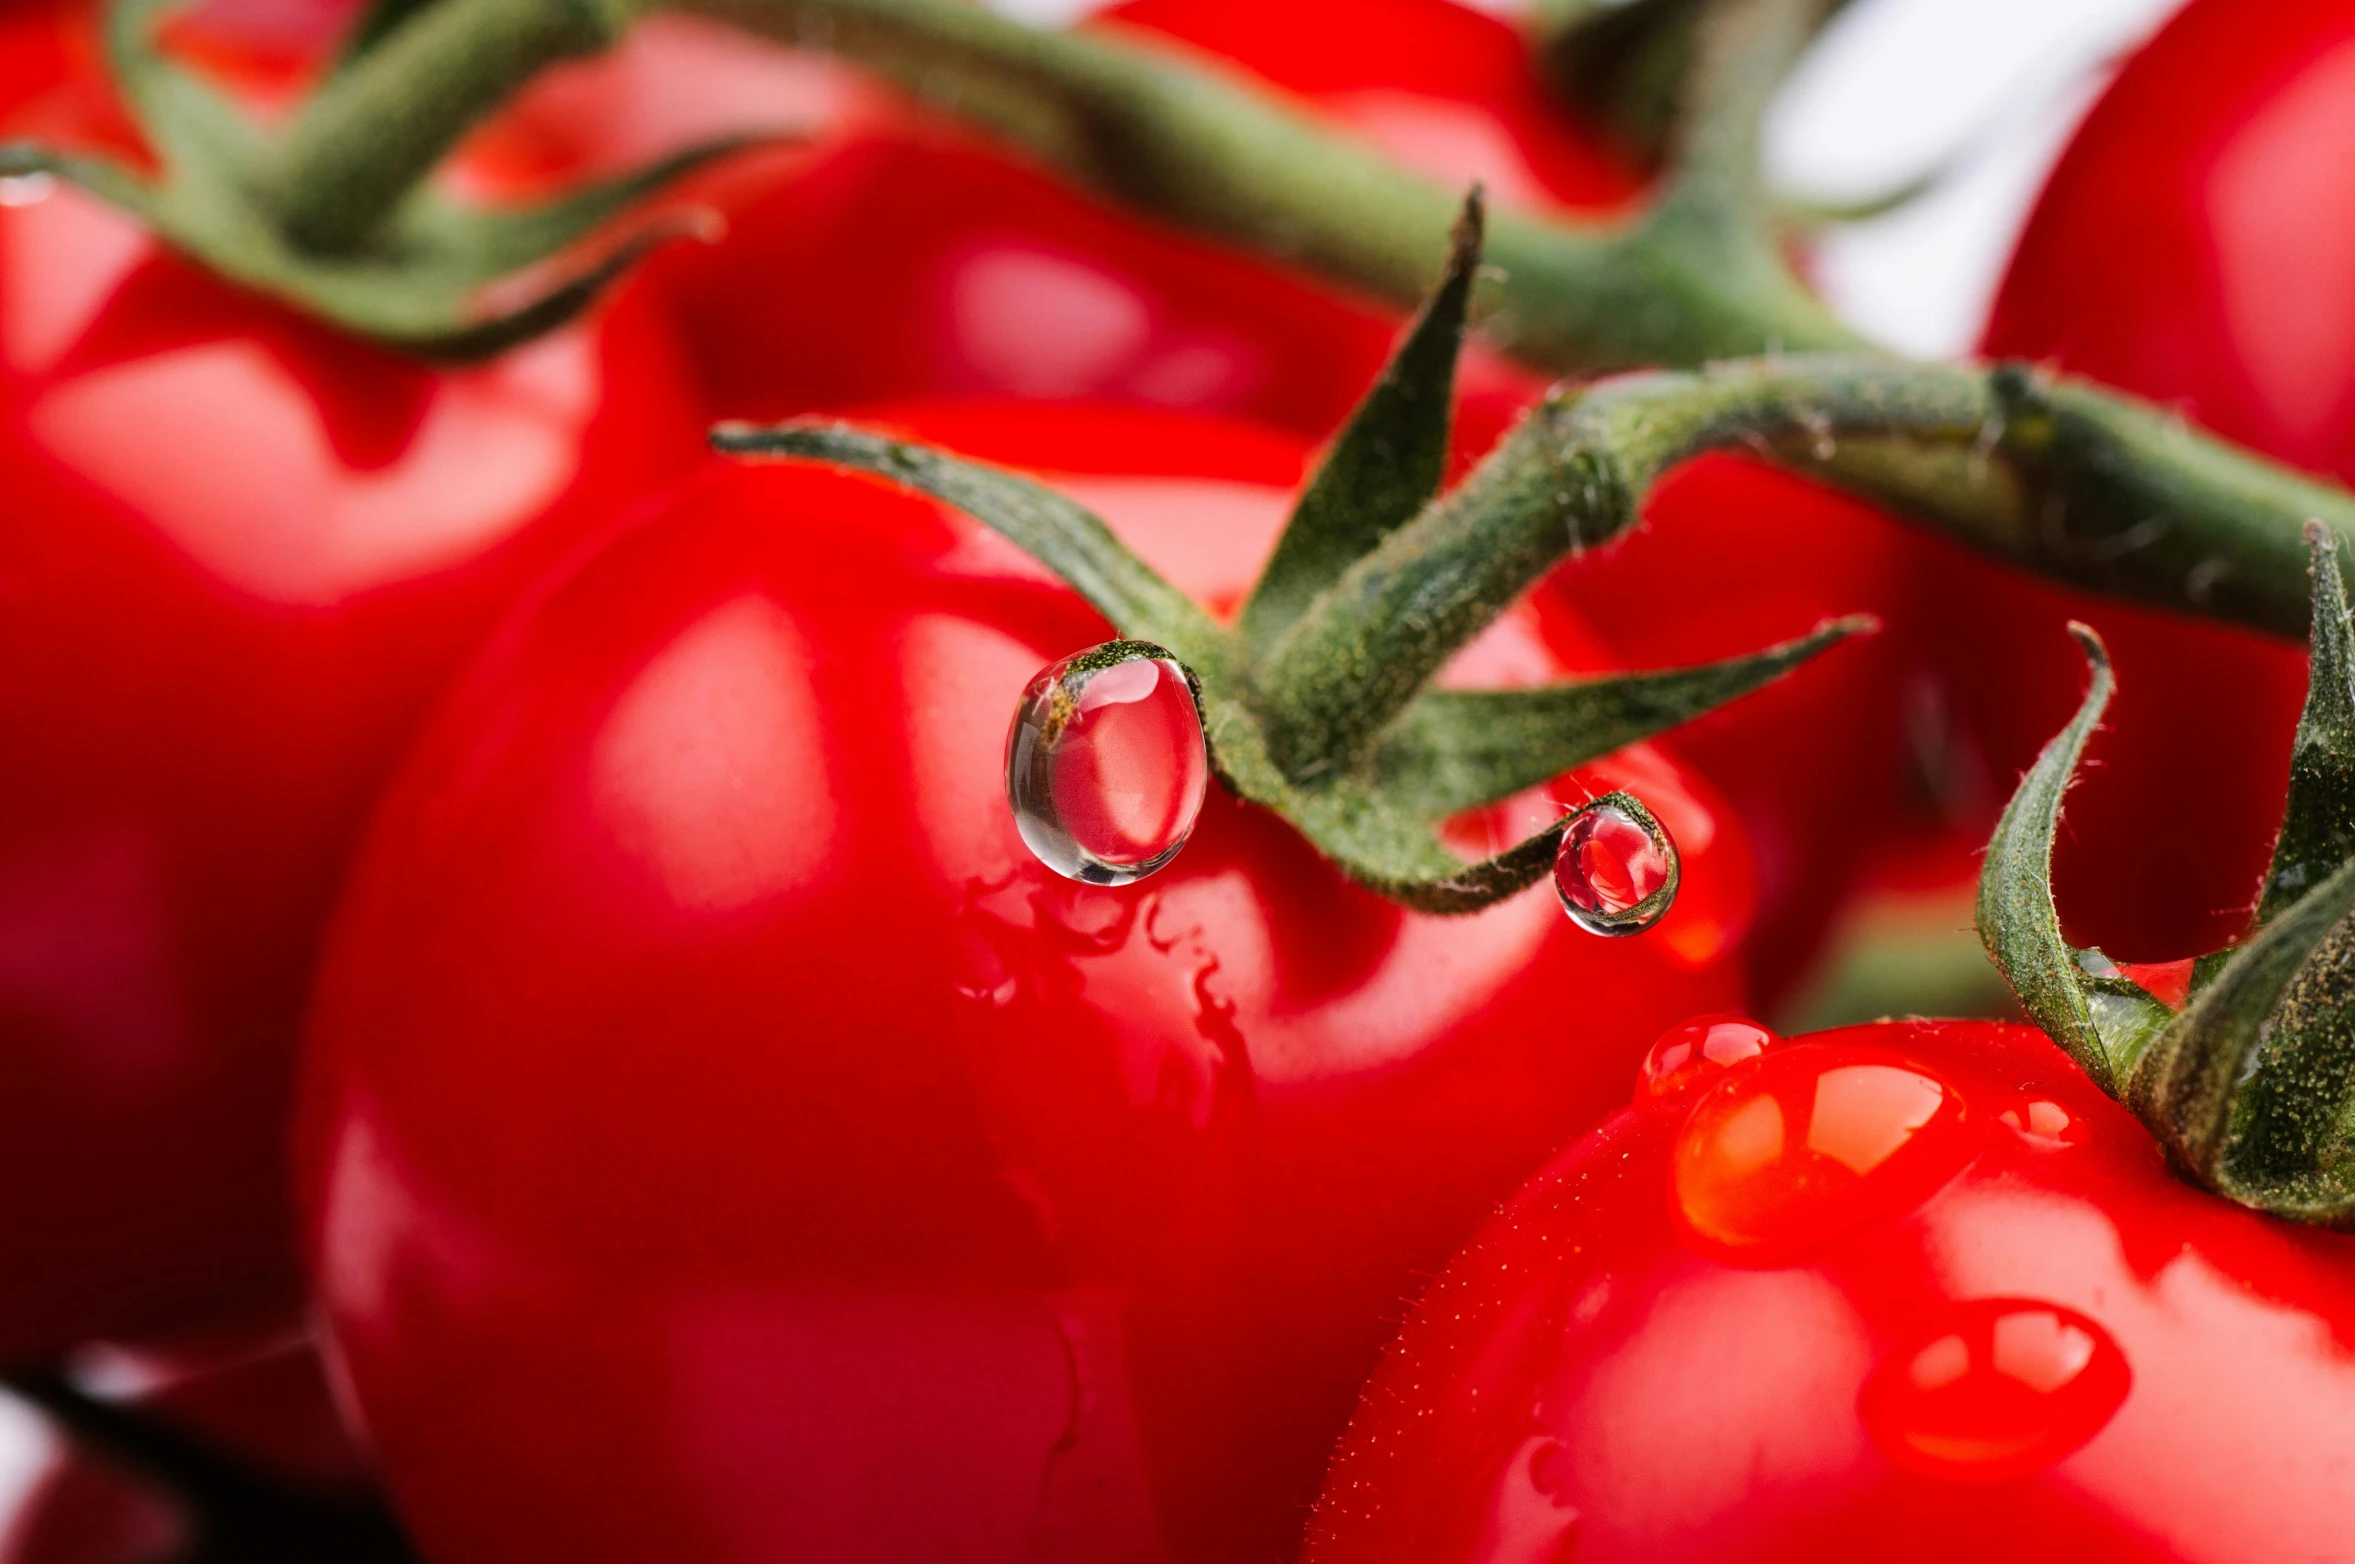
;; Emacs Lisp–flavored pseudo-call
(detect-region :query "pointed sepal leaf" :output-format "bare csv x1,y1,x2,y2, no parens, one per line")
2130,855,2355,1218
711,419,1225,665
15,2,759,357
2258,521,2355,923
1369,613,1873,814
1239,188,1484,655
1977,623,2173,1094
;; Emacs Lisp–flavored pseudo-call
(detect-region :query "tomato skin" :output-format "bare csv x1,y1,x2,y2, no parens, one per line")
0,183,703,1354
1952,0,2355,959
295,401,1753,1562
1310,1017,2355,1563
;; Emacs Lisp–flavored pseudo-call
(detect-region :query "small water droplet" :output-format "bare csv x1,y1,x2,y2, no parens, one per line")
1861,1299,2129,1481
1997,1098,2087,1149
1006,641,1207,886
1553,792,1678,937
1636,1014,1778,1103
0,172,55,207
1672,1043,1980,1261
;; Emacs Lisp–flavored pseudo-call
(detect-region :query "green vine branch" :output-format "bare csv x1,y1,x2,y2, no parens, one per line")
57,0,2355,647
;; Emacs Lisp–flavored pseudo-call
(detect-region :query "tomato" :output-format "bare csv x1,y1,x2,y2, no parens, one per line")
1309,1016,2355,1562
295,400,1756,1562
1943,0,2355,960
653,0,1924,1001
0,153,704,1351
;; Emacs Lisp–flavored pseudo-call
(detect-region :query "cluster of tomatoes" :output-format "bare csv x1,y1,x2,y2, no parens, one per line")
1,0,2353,1560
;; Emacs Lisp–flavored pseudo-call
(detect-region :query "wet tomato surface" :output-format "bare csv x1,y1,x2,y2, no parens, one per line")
296,401,1757,1563
1311,1018,2355,1563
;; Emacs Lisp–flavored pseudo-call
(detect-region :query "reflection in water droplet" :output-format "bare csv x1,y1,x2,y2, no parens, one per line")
1862,1299,2129,1481
1998,1098,2088,1150
1672,1044,1979,1260
1006,641,1208,886
1636,1015,1778,1103
1553,792,1678,937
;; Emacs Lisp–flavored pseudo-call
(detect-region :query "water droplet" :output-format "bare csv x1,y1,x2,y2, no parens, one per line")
1997,1098,2087,1149
1006,641,1207,886
1553,792,1678,937
1861,1299,2129,1481
1672,1043,1979,1261
1636,1014,1778,1103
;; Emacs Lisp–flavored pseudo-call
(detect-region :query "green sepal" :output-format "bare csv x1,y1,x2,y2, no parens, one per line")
2130,858,2355,1218
2122,523,2355,1218
2257,522,2355,923
1368,614,1873,815
1976,623,2173,1093
721,415,1852,916
11,0,752,357
709,420,1224,666
1238,188,1481,657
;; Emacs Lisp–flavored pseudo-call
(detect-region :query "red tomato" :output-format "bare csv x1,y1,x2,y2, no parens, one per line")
654,0,1924,1000
1951,0,2355,959
296,401,1756,1562
0,166,704,1353
1310,1016,2355,1562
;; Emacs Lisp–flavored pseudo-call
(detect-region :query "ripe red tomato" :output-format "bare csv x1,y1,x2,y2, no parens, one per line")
1949,0,2355,959
653,0,1926,1000
0,165,704,1351
1310,1015,2355,1562
296,400,1758,1562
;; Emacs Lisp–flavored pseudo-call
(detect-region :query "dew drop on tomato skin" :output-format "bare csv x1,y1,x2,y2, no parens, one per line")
1554,795,1677,937
1006,641,1208,885
1635,1015,1778,1104
1671,1043,1980,1260
1861,1299,2130,1483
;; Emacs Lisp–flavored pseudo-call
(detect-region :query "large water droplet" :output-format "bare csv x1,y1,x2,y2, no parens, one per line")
1672,1043,1979,1261
1553,792,1678,937
1636,1015,1778,1104
1861,1299,2129,1481
1006,641,1208,886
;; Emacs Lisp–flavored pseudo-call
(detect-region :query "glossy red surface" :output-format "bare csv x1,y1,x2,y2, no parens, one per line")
652,0,1923,997
297,401,1756,1563
0,173,703,1352
1953,0,2355,959
1311,1019,2355,1562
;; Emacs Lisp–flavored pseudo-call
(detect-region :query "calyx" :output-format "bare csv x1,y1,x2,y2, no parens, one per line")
718,191,1871,914
0,0,747,357
1981,523,2355,1220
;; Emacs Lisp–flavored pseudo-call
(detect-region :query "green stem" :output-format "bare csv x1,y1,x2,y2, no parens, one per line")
1256,356,2355,774
273,0,648,254
672,0,1859,371
246,0,2355,658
